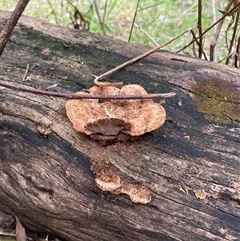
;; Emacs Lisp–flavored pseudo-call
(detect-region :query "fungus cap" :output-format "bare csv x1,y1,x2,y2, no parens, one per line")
95,177,121,192
120,180,151,204
66,84,166,142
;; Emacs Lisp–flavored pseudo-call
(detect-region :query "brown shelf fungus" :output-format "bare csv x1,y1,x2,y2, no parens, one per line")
66,84,166,144
91,161,151,204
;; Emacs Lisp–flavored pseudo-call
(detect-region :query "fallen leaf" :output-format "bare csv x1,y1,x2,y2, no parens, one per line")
194,189,208,200
15,216,26,241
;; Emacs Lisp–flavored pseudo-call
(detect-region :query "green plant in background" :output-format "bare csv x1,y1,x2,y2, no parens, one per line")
0,0,238,65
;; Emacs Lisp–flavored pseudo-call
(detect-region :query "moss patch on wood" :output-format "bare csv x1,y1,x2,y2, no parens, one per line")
192,78,240,124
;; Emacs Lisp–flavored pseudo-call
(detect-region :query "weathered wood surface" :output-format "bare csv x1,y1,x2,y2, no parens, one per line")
0,12,240,241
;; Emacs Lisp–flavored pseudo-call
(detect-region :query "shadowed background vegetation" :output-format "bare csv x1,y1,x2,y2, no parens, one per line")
1,0,239,66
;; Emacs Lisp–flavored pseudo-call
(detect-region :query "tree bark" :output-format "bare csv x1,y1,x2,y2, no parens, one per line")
0,12,240,241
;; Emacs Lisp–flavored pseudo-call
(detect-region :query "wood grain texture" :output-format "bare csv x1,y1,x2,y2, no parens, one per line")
0,12,240,241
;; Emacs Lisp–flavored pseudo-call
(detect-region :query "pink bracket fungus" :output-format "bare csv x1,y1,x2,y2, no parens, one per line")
66,84,166,144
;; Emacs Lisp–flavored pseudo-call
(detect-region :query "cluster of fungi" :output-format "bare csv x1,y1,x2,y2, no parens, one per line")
91,161,151,204
66,84,167,204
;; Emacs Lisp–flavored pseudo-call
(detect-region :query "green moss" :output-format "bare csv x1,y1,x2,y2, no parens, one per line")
11,66,20,75
192,78,240,124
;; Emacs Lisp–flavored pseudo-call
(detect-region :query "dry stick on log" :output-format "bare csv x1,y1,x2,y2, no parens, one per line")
22,64,30,81
94,28,192,86
0,3,184,100
0,0,30,56
0,28,188,99
0,78,176,100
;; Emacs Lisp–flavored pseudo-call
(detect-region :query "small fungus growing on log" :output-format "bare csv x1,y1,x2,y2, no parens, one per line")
91,162,151,204
92,162,122,191
66,84,166,144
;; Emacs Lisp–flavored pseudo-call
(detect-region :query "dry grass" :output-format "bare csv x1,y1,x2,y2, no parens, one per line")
1,0,239,66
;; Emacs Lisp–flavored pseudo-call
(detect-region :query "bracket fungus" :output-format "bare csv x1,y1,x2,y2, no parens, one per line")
91,161,151,204
66,84,166,144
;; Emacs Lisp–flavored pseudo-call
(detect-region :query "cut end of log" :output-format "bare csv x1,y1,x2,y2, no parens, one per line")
66,84,166,144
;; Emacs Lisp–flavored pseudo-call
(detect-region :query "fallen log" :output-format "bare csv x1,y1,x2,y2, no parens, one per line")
0,12,240,241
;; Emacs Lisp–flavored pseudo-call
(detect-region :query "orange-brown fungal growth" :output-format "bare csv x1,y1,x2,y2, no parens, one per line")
90,161,121,192
120,180,151,204
91,161,151,204
66,84,166,144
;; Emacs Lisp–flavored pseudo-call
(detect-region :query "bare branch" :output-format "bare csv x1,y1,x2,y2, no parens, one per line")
235,36,240,67
0,0,30,56
0,79,176,100
190,29,208,60
93,0,106,35
210,0,218,62
94,28,191,86
22,64,30,81
226,6,240,65
177,2,240,54
197,0,203,59
127,18,159,47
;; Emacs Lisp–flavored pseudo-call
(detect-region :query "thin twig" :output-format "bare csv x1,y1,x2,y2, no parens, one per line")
47,0,59,24
0,0,30,56
177,1,240,54
127,18,159,46
0,79,176,100
0,231,16,237
197,0,203,58
94,28,192,86
22,64,29,81
226,6,239,65
93,0,106,35
219,50,235,63
210,0,218,62
102,0,108,25
235,36,240,67
30,63,39,70
67,0,89,30
128,0,140,43
190,29,208,60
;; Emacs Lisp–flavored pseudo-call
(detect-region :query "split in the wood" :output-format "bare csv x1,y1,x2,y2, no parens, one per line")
91,161,151,204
